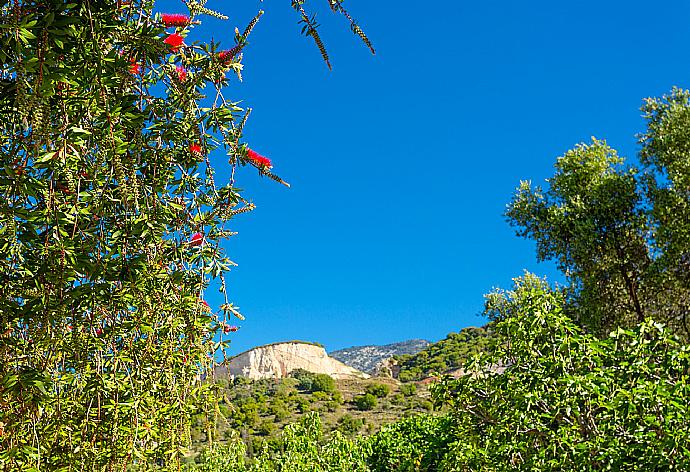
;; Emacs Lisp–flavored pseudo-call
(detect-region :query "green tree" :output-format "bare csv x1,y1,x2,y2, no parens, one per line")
433,274,690,471
312,373,336,393
506,139,652,335
639,87,690,335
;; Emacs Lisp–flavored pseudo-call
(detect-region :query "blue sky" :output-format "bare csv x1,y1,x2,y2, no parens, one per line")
159,0,690,353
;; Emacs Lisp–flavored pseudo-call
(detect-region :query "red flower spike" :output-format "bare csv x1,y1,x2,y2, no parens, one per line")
189,233,204,247
95,328,103,336
164,33,184,50
218,45,242,63
200,300,211,311
189,143,202,155
162,13,190,27
176,65,187,82
129,59,140,75
223,324,239,334
247,148,272,168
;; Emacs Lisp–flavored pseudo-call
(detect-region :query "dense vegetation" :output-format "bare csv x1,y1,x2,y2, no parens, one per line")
188,372,433,463
4,0,690,470
394,326,493,381
189,86,690,469
0,0,372,469
188,275,690,470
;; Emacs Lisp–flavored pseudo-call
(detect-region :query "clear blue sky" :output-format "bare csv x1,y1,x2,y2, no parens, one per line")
159,0,690,353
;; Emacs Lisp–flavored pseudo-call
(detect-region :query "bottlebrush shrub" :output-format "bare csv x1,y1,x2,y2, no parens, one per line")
0,0,371,469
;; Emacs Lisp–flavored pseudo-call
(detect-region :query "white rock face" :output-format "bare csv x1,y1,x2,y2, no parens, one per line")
221,341,370,380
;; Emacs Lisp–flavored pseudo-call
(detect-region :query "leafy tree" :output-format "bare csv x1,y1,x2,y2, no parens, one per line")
433,274,690,471
312,373,336,393
506,139,651,336
639,87,690,335
367,415,455,472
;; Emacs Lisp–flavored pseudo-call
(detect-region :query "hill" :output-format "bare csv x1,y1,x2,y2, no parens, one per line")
217,341,369,380
191,372,434,460
394,326,494,381
329,339,430,373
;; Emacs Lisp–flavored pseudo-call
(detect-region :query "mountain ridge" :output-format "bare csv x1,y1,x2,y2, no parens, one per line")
329,339,430,374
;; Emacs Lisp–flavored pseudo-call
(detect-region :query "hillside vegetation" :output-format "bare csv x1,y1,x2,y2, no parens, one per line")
394,326,494,381
188,370,433,463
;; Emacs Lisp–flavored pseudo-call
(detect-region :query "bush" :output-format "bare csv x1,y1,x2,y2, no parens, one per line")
290,369,335,393
433,275,690,471
312,373,337,393
399,383,417,397
337,414,364,435
365,383,391,398
367,415,455,472
256,421,276,437
354,393,378,411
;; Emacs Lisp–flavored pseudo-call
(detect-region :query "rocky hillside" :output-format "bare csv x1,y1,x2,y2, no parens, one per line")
218,341,369,380
329,339,430,374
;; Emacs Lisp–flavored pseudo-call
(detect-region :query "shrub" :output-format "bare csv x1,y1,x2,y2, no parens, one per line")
337,414,364,435
354,393,378,411
365,383,391,398
312,373,337,393
399,383,417,397
367,415,455,472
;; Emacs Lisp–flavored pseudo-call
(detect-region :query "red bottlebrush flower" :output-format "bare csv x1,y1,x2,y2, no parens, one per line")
95,328,103,336
189,143,202,155
161,13,190,27
129,59,140,75
223,324,239,334
247,148,272,168
176,65,187,82
189,232,204,246
200,300,211,311
164,33,184,50
217,45,243,63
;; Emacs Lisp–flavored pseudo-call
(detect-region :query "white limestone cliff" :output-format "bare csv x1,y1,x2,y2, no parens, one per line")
219,341,370,380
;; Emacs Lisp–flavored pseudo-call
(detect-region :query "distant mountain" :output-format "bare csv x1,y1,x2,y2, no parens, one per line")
329,339,430,374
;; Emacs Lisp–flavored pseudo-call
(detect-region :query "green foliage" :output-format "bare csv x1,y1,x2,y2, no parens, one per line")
190,413,370,471
354,393,377,411
432,274,690,471
312,373,337,393
367,415,455,472
396,326,493,381
505,90,690,339
337,414,364,435
365,382,390,398
0,1,261,467
290,369,336,393
0,0,374,467
506,139,651,336
399,383,417,397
